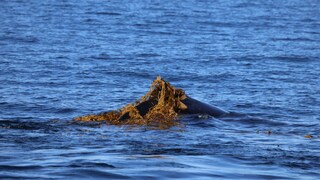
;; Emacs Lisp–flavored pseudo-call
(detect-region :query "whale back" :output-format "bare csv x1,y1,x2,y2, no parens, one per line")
181,96,227,117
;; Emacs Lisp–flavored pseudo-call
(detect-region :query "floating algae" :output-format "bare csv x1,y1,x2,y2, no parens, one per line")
75,76,227,126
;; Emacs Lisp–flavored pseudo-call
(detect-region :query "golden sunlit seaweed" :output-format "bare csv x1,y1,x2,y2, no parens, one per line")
74,76,188,126
74,76,228,127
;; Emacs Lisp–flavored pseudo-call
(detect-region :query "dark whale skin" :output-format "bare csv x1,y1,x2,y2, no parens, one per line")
181,96,227,117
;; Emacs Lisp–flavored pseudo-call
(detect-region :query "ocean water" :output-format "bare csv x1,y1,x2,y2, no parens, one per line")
1,0,320,179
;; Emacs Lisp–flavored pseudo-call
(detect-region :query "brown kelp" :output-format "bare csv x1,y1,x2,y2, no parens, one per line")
74,76,227,126
75,76,188,126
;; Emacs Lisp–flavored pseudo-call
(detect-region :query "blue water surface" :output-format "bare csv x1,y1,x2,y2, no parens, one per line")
0,0,320,179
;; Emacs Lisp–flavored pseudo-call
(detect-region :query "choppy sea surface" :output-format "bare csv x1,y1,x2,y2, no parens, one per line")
1,0,320,179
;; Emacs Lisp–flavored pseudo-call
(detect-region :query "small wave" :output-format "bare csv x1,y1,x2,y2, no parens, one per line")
271,37,315,42
0,35,39,43
68,161,115,168
197,21,235,28
0,165,43,171
69,169,129,179
220,113,288,126
89,53,110,60
55,108,76,113
142,30,175,35
86,12,122,16
270,56,313,62
0,119,61,132
233,2,258,8
137,53,161,58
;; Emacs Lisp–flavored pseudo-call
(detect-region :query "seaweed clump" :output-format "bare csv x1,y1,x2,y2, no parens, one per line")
74,76,188,127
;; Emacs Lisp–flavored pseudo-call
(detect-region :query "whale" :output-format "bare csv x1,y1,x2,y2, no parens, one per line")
181,96,227,117
75,76,228,124
118,95,227,121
